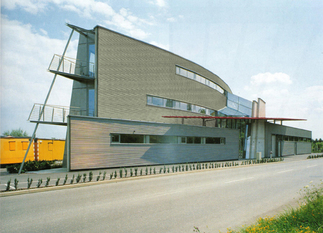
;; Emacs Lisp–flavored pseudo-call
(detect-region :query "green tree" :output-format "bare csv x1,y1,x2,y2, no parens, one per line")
3,128,29,137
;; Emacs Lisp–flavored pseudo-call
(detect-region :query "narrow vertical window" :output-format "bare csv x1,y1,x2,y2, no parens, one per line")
88,89,95,117
89,44,95,77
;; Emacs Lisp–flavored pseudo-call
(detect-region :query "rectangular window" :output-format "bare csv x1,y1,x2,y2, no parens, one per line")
174,101,181,109
176,66,181,75
187,137,194,144
150,135,177,143
147,95,153,105
206,137,221,144
111,134,120,143
179,68,188,77
147,95,215,116
9,141,16,151
178,137,186,144
180,102,187,111
194,137,201,144
120,134,144,143
187,71,195,79
166,99,174,108
152,96,165,107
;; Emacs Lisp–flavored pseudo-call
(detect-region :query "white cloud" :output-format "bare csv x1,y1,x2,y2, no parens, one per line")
1,17,77,138
244,72,323,139
156,0,167,7
250,72,292,86
2,0,46,14
148,0,167,8
2,0,151,39
167,17,176,22
150,41,169,50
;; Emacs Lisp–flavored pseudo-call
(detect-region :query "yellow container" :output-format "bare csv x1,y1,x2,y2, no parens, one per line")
0,137,65,165
0,137,34,165
37,139,65,161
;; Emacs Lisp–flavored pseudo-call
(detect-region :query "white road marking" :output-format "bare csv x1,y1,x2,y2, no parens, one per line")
277,169,294,174
307,165,317,168
225,177,254,184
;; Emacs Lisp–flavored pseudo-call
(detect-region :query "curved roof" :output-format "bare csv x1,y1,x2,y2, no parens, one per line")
94,25,232,94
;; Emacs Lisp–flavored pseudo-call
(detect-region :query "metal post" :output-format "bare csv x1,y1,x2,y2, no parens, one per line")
19,28,75,174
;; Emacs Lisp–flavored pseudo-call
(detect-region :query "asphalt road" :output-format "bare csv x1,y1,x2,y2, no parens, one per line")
1,157,322,232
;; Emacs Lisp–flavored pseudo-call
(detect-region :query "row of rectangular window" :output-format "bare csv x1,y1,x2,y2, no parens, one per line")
276,135,312,142
111,134,225,145
176,66,224,94
147,95,216,116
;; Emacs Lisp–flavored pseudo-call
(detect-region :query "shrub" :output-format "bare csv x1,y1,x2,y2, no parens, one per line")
119,170,122,178
114,170,117,179
45,177,50,187
83,173,87,182
37,179,42,188
14,178,19,190
97,172,102,181
6,160,60,173
89,171,93,182
130,168,133,177
134,168,138,176
103,171,107,180
76,174,82,183
145,167,148,175
6,179,11,191
27,177,33,189
140,169,143,176
63,174,68,185
70,175,74,184
124,169,127,178
55,178,60,186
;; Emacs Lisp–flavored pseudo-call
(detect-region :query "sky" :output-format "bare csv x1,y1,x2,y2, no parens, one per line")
1,0,322,139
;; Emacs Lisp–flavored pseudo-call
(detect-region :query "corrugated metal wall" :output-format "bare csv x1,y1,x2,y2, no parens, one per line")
69,116,239,170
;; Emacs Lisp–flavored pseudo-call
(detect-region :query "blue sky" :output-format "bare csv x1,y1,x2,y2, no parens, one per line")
1,0,323,139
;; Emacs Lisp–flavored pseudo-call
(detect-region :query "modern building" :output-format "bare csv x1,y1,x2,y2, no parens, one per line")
27,24,312,171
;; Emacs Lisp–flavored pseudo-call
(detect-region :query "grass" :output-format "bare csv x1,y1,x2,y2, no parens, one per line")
224,181,323,233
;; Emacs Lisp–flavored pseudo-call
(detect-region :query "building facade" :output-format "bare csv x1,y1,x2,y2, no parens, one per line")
28,24,312,171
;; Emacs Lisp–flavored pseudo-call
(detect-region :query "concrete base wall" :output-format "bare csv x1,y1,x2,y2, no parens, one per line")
68,116,239,170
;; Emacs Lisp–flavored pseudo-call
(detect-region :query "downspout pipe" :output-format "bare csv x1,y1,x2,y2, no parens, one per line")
19,28,75,174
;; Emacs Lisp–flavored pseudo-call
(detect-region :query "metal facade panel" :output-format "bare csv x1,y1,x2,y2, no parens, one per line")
281,141,295,156
69,116,239,170
296,142,311,154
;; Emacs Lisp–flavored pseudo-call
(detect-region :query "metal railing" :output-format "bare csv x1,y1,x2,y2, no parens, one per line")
28,103,81,124
48,54,95,78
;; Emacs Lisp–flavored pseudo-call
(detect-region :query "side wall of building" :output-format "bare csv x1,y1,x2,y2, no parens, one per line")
68,116,239,170
265,122,311,157
96,27,230,127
